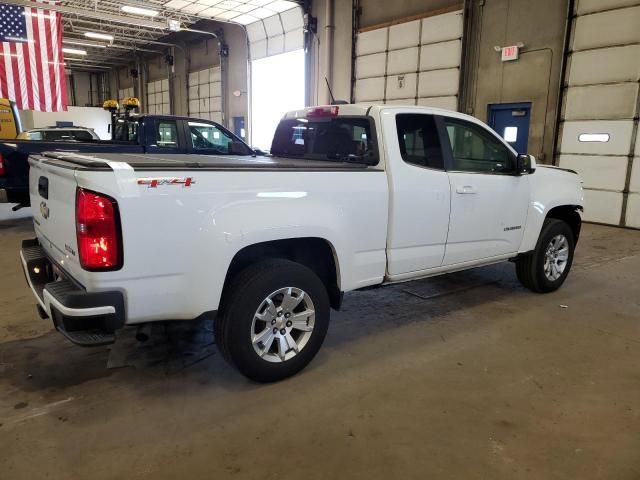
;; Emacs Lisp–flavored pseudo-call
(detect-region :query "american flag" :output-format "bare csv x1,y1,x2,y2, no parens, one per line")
0,2,67,111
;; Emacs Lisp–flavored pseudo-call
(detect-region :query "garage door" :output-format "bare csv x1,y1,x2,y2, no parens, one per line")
245,7,303,61
558,0,640,228
188,66,222,123
354,9,463,110
147,79,170,115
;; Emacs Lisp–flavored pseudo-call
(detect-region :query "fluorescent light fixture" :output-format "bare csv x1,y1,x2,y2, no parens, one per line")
63,39,107,48
84,32,114,41
121,5,159,17
62,47,87,55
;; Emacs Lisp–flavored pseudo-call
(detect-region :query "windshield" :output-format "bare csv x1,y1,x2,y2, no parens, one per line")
270,117,376,163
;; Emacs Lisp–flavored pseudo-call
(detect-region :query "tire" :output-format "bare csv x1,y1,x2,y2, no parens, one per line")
516,218,575,293
215,259,330,382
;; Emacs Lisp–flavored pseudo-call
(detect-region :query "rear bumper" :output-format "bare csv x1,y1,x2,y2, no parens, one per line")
20,238,125,346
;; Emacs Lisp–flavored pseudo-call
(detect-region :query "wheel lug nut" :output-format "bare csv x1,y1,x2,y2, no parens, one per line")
277,312,283,317
286,321,292,327
285,312,291,318
271,319,276,325
273,327,278,334
280,329,286,335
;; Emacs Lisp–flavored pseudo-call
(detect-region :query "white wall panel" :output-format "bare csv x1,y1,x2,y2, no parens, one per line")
356,28,388,56
576,0,640,16
386,73,417,100
387,47,419,75
356,53,387,79
568,46,640,86
388,20,420,50
572,6,640,51
626,193,640,228
355,77,385,102
629,159,640,192
564,84,639,120
146,79,169,115
417,96,458,110
582,190,624,224
421,11,463,45
558,154,628,191
559,120,634,155
418,69,459,97
420,40,462,71
188,66,223,121
385,98,416,106
248,7,303,61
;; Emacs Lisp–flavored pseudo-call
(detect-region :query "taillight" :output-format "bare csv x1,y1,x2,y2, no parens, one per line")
0,154,5,176
76,188,122,271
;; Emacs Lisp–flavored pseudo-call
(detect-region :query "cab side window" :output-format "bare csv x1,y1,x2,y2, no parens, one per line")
396,114,444,170
444,118,515,173
156,121,178,148
189,121,233,152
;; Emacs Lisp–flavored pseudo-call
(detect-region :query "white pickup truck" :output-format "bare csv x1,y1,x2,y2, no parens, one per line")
20,105,584,382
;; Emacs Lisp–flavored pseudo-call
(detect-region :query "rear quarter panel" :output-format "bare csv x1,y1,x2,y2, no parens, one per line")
75,168,389,323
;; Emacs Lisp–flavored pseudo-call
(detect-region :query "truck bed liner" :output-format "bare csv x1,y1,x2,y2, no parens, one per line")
35,151,370,171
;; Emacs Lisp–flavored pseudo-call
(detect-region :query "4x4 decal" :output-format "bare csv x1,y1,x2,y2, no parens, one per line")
137,177,195,188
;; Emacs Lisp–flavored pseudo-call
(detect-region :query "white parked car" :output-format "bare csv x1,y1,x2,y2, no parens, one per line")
21,104,584,381
17,126,101,142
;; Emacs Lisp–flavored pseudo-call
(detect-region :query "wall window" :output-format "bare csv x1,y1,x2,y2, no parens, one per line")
444,118,514,173
396,114,444,169
156,121,178,147
189,121,233,152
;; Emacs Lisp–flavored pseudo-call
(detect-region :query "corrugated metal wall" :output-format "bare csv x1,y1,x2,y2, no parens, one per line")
558,0,640,227
354,9,463,110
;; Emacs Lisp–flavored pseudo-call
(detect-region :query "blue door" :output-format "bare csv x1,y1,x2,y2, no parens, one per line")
488,102,531,154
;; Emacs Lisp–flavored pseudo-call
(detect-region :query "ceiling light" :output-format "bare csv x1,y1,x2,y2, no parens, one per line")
84,32,114,41
63,39,107,48
62,47,87,55
121,5,159,17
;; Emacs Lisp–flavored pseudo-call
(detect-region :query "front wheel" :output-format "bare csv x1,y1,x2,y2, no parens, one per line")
516,218,576,293
215,259,330,382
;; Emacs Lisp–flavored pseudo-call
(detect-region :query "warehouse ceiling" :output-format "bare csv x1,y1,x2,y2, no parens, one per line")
2,0,302,70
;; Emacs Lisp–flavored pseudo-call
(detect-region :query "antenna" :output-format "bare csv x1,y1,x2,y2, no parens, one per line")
325,77,336,105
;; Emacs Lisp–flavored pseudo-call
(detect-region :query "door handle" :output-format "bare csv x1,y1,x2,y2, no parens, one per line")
456,185,478,194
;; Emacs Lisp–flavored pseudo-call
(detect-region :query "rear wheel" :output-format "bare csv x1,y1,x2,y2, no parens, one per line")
516,218,575,293
215,259,330,382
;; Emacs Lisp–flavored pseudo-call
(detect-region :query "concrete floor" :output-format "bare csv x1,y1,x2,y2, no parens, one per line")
1,204,639,479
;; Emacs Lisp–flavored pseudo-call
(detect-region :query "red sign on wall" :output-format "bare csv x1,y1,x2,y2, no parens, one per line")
501,45,520,62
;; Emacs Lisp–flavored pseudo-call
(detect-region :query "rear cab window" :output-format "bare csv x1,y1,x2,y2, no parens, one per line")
156,120,179,148
271,116,378,164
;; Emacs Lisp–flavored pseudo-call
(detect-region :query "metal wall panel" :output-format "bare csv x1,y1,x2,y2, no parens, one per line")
626,194,640,228
417,96,458,110
248,7,304,61
559,120,634,155
386,73,418,100
355,53,387,79
629,159,640,192
146,79,169,115
420,11,463,45
188,66,222,121
356,28,388,56
576,0,640,15
419,40,462,71
388,20,420,50
354,77,386,102
558,154,628,191
568,45,640,86
418,69,460,97
387,48,419,75
564,84,639,120
572,6,640,51
582,190,624,225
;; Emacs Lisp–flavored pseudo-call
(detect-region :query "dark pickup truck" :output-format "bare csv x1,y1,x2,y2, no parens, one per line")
0,114,254,206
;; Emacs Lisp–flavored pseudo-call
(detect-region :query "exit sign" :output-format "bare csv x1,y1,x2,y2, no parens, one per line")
501,45,519,62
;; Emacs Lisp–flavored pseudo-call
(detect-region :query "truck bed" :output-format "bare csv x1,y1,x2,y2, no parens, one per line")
36,151,370,171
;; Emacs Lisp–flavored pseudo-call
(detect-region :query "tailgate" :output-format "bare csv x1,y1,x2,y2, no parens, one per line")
29,155,83,278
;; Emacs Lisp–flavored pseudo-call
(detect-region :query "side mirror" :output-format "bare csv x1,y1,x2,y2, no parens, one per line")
516,154,536,175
